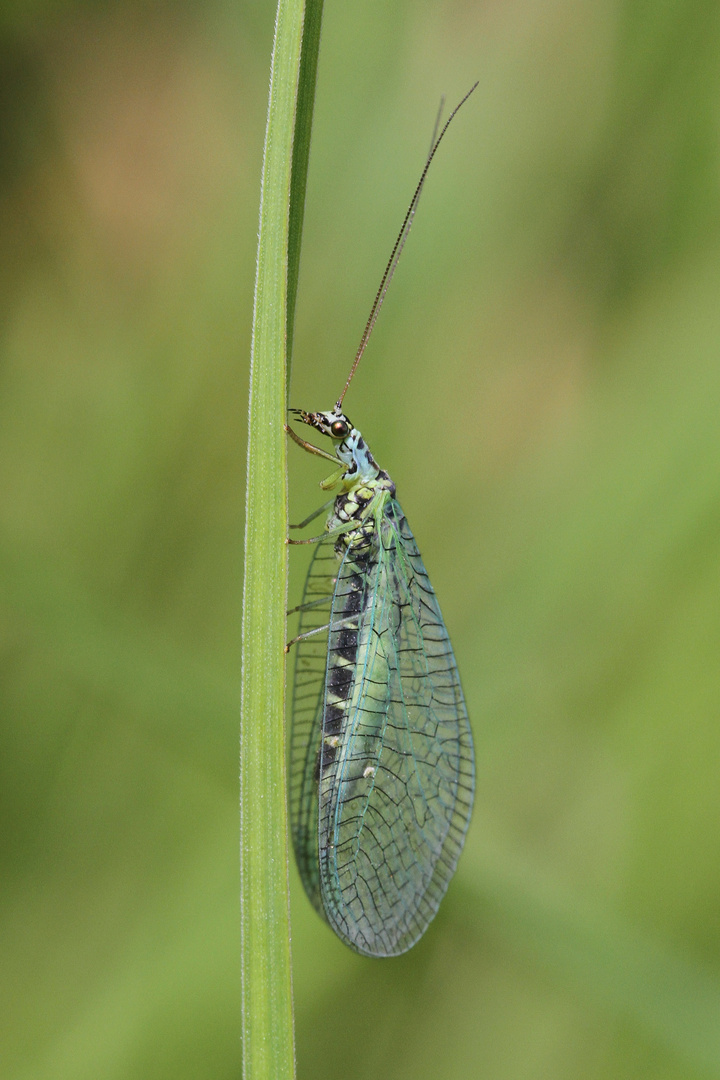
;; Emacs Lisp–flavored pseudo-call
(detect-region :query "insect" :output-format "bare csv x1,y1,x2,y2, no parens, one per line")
287,85,477,957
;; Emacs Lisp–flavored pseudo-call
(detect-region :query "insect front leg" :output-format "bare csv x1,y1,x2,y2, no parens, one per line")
319,468,344,491
285,423,337,464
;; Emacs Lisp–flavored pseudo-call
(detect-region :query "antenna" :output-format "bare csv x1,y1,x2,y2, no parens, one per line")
335,81,478,411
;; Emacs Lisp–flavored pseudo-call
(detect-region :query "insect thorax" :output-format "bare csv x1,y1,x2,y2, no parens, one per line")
329,428,395,557
329,473,393,555
292,408,396,555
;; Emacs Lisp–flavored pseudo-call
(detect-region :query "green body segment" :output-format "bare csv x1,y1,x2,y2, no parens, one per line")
289,410,475,957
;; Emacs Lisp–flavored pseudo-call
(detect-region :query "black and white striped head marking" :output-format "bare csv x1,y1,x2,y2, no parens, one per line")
290,406,380,483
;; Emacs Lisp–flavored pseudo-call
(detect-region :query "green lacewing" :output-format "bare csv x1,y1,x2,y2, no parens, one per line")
287,85,477,957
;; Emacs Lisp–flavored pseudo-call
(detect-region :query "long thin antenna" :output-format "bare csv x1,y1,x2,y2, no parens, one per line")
335,81,478,411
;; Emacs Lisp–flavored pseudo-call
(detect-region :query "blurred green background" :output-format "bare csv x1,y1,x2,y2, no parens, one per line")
3,1,720,1077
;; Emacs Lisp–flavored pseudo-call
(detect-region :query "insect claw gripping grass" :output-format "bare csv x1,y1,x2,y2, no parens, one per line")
287,85,477,957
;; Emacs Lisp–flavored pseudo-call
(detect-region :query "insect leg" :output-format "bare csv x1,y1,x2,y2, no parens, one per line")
319,468,344,491
287,595,332,616
290,499,334,530
288,488,383,543
284,621,330,652
287,520,355,546
285,614,356,653
285,424,337,464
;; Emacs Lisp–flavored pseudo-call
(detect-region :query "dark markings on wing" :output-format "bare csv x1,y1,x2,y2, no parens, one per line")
289,536,374,918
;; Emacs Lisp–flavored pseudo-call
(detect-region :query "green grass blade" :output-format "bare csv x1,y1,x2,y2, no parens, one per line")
241,0,324,1075
286,0,324,372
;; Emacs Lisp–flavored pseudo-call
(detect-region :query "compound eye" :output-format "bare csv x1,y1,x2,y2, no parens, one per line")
330,420,349,438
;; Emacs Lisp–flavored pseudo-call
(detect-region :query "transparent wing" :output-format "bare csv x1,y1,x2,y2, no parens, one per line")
317,498,475,956
289,529,377,919
288,537,336,917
